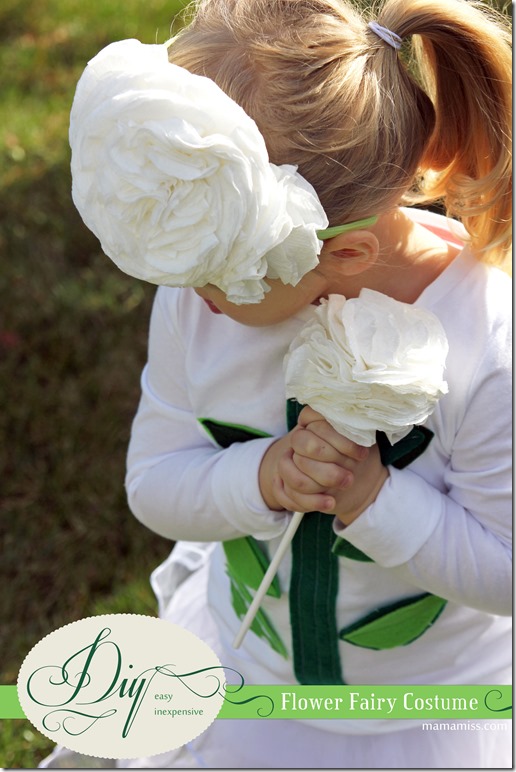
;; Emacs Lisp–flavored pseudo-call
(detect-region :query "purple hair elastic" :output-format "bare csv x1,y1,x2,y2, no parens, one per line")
368,21,403,50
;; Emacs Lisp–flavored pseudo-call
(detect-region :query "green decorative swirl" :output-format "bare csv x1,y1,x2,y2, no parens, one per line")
221,677,274,718
484,688,512,713
42,707,117,736
156,665,274,717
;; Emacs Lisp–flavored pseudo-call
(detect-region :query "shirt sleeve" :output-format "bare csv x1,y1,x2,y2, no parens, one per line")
335,324,512,617
125,288,290,543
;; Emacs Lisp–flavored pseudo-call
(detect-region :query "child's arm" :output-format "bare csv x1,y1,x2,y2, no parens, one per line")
280,391,511,617
125,287,291,543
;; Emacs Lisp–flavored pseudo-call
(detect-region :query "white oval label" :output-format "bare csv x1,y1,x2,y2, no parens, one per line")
17,615,224,759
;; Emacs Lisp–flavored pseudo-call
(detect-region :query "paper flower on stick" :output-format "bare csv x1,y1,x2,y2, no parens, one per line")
284,290,449,446
233,289,448,650
69,39,328,304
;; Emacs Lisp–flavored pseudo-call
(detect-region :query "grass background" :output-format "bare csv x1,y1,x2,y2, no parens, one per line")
0,0,188,766
0,0,510,768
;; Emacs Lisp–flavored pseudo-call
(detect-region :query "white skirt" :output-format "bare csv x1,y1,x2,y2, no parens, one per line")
40,544,512,769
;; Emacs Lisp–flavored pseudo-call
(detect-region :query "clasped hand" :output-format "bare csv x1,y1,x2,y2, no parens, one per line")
259,406,388,525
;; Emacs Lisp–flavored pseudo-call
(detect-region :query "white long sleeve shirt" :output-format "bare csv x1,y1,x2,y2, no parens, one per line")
126,210,511,724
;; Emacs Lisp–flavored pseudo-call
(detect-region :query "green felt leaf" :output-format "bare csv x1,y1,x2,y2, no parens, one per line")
377,426,434,469
223,537,281,598
229,577,288,659
339,593,447,650
197,417,285,657
332,537,373,562
198,417,270,448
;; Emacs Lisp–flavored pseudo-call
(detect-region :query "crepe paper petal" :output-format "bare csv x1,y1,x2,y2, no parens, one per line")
284,291,448,447
70,39,328,304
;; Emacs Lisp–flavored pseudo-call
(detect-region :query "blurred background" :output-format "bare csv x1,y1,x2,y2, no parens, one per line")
0,0,510,767
0,0,187,765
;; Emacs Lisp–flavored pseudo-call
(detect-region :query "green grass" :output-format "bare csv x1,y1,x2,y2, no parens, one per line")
0,0,188,766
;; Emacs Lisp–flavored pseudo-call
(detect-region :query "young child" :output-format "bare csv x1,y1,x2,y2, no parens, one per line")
65,0,512,768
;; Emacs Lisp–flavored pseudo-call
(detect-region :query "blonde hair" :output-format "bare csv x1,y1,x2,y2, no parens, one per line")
168,0,512,266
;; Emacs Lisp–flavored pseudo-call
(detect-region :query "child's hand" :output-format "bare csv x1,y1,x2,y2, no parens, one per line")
259,428,337,514
259,406,383,521
294,406,389,525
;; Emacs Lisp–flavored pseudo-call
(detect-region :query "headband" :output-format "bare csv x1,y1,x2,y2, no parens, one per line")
368,21,403,51
69,39,330,305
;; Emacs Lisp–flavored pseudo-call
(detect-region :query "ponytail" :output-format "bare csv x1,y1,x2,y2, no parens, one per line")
380,0,512,266
169,0,511,267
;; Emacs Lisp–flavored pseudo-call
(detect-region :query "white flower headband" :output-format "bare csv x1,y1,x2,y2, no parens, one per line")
69,39,338,304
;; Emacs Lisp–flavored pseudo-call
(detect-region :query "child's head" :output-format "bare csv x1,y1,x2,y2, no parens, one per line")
168,0,512,266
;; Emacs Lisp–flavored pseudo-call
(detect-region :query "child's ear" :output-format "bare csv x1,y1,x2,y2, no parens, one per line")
322,230,379,276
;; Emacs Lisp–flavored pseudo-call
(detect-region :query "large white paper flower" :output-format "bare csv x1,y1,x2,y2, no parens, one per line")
69,39,328,304
284,290,449,446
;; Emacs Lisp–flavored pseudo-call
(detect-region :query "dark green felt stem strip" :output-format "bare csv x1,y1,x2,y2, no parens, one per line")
290,510,344,684
287,399,344,684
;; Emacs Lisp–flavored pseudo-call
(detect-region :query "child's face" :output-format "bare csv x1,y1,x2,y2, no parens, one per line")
195,265,331,326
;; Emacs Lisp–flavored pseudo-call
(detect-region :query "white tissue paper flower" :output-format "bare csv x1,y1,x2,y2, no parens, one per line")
69,39,328,304
284,290,449,446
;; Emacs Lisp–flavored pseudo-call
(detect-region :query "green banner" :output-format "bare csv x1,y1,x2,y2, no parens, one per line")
218,685,512,720
3,684,511,721
0,686,25,719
